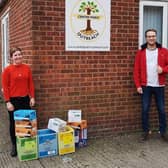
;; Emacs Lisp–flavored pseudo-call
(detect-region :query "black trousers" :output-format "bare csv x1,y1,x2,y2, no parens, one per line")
8,95,31,145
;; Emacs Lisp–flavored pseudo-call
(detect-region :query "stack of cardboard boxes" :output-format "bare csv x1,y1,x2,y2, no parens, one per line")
67,110,87,148
14,109,87,161
67,120,87,148
14,109,38,161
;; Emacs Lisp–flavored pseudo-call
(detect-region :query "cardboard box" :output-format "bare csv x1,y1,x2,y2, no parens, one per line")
15,119,37,128
14,110,36,121
38,129,58,158
17,136,38,161
15,120,33,128
48,118,66,132
15,119,37,137
67,120,87,148
75,128,87,148
67,120,87,129
68,110,81,122
58,126,75,155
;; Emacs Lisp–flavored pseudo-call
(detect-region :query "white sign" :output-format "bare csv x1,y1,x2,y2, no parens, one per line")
66,0,111,51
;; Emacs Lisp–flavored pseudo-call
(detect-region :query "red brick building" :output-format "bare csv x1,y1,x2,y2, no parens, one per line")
0,0,167,137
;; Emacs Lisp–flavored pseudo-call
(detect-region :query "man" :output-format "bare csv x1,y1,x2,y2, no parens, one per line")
133,29,168,141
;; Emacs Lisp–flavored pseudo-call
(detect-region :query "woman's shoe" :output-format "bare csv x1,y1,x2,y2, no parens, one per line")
10,145,17,157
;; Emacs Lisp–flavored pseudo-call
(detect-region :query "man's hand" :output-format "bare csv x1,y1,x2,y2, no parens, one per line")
6,102,14,111
157,65,163,74
137,87,143,94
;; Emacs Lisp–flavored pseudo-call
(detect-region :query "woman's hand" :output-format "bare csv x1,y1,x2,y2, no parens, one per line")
6,102,14,111
30,97,35,107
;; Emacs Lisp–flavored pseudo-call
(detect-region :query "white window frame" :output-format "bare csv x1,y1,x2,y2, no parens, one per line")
139,1,168,48
1,8,10,70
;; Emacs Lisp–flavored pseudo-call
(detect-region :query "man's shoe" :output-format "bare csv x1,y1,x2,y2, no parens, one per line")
161,133,168,142
141,132,149,141
10,145,17,157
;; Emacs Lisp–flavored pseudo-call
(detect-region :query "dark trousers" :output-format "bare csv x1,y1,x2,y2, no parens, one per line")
8,95,31,145
141,86,167,134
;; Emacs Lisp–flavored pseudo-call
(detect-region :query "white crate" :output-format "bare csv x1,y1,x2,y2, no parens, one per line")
48,118,66,132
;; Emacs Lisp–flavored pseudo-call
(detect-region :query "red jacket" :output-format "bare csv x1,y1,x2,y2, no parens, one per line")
133,47,168,88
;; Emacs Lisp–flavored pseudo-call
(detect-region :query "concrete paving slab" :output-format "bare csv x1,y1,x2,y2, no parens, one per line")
1,101,168,168
0,135,168,168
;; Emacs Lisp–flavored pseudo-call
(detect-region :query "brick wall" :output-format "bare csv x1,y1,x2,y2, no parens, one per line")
0,0,164,137
9,0,33,62
0,0,33,67
31,0,142,137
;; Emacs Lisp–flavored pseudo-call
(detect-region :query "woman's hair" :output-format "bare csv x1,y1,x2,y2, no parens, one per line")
10,47,22,58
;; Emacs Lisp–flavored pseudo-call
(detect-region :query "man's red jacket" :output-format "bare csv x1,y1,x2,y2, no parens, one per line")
133,46,168,88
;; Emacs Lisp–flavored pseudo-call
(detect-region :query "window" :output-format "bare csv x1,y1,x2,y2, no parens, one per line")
139,1,168,48
1,9,9,69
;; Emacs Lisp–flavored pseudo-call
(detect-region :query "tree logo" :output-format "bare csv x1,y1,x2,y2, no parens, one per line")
70,0,106,41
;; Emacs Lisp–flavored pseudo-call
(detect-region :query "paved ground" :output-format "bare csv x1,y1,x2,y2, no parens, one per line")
1,99,168,168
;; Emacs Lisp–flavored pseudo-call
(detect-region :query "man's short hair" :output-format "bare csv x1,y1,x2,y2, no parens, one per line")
145,29,157,37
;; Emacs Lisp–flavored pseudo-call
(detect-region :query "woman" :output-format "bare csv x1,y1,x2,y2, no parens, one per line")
1,47,35,157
